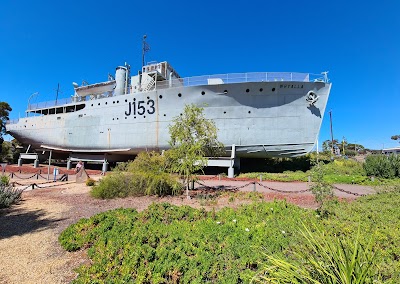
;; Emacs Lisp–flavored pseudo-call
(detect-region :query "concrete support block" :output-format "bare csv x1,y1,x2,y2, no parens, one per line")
228,167,234,178
34,159,39,168
102,161,108,173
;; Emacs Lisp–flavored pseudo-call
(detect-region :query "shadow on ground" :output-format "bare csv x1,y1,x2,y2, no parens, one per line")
0,204,65,239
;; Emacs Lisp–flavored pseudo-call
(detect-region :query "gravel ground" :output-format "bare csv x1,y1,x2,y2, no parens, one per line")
0,171,375,284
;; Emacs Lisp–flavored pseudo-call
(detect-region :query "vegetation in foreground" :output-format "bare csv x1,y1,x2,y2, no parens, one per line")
240,156,400,186
91,151,182,198
60,186,400,283
0,175,23,208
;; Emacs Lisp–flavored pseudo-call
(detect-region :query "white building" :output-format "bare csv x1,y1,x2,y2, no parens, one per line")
382,147,400,155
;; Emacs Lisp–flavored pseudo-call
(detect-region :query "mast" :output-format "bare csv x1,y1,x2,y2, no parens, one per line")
142,35,150,69
329,110,334,155
55,83,60,106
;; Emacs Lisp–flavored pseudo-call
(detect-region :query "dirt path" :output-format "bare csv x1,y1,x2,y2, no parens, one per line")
0,194,77,283
0,179,374,283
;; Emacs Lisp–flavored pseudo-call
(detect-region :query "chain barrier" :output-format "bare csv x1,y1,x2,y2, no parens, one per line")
12,181,74,191
255,182,310,194
11,173,39,179
333,185,367,197
196,180,367,197
195,180,256,191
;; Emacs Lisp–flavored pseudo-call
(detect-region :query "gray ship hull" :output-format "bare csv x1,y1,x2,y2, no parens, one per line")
7,79,331,160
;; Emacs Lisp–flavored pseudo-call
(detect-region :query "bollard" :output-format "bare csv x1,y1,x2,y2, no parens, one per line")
11,172,14,178
53,167,59,182
259,175,262,182
190,180,195,190
36,173,39,180
308,175,311,183
253,182,256,192
67,159,72,170
218,174,221,181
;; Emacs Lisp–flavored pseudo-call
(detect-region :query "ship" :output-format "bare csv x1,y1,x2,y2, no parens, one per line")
6,49,331,168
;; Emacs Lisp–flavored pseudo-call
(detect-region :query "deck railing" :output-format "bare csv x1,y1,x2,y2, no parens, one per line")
22,72,327,112
155,72,326,90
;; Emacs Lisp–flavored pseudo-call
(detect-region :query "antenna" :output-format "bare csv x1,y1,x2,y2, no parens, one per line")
142,35,150,69
55,83,62,106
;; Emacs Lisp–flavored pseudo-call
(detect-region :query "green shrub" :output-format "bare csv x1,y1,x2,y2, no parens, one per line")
85,178,95,186
60,201,316,283
310,161,333,212
253,224,380,284
0,175,10,185
364,154,400,179
91,152,183,199
0,184,23,208
60,188,400,283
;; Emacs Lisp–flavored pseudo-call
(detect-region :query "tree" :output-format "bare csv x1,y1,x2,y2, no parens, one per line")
0,102,12,161
168,104,224,198
391,135,400,143
322,139,338,153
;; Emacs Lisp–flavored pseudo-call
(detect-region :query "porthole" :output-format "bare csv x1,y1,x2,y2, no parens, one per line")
117,118,119,120
125,99,127,102
113,101,115,104
112,118,114,120
125,117,127,119
91,104,93,106
117,100,119,103
143,116,146,118
133,98,136,101
159,95,163,99
180,113,183,116
224,111,226,114
272,88,276,92
201,91,205,95
98,103,100,106
259,88,263,92
164,114,166,116
246,89,250,93
248,111,251,114
134,116,136,119
147,96,150,99
224,90,228,94
105,102,108,105
178,93,182,97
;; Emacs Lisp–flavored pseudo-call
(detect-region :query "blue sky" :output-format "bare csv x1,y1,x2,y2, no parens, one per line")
1,0,399,150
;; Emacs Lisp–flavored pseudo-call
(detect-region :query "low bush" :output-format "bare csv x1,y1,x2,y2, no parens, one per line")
0,184,23,208
85,178,95,186
61,187,400,283
91,152,183,199
60,201,316,283
364,154,400,179
253,224,380,283
1,175,10,185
